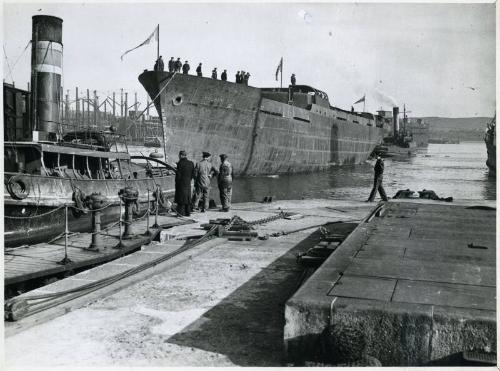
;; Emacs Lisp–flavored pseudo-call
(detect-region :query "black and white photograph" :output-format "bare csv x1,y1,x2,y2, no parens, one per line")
2,1,497,367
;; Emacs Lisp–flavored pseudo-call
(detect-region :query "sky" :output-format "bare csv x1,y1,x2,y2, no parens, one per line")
2,1,496,117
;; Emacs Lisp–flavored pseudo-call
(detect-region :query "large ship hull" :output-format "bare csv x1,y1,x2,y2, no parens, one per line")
139,71,383,175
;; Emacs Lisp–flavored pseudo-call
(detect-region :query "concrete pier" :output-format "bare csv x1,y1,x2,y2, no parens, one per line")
284,200,496,366
5,199,371,367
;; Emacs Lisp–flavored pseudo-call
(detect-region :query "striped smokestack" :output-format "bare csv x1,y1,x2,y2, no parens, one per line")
31,15,63,140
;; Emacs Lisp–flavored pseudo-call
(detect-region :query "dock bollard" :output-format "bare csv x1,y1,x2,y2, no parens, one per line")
87,193,108,251
119,186,139,239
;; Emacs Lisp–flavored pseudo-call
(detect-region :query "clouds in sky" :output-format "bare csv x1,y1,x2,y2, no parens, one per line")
3,2,495,117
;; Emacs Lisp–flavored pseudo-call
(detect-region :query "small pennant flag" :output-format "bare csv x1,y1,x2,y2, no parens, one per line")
353,94,365,104
275,57,283,81
121,25,159,61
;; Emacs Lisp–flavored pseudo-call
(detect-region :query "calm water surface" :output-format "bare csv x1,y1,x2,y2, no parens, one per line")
130,142,496,203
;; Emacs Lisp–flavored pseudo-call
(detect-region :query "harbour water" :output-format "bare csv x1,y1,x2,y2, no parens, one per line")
131,141,496,203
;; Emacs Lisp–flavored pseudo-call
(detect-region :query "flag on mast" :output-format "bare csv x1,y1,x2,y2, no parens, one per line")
275,57,283,81
121,25,159,61
353,94,365,104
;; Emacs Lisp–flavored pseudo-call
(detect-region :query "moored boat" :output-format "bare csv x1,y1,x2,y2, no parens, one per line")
484,115,496,177
4,16,176,247
139,71,385,175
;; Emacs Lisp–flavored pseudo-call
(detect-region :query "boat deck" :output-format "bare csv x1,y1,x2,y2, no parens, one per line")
285,200,496,366
5,214,190,287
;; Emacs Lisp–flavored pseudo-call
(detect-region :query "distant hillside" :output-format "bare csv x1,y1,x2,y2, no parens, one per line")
416,116,493,141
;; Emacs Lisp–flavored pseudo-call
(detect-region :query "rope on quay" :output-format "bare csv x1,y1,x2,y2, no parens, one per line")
5,222,222,322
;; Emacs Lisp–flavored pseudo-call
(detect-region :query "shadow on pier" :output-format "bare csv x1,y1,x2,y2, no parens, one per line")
166,230,322,366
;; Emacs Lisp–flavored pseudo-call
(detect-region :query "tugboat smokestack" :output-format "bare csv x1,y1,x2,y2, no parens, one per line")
393,106,399,138
31,15,63,140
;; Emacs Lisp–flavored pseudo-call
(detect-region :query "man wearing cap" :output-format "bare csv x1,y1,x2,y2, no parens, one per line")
175,150,195,216
192,152,218,212
196,63,203,77
182,60,190,75
168,57,175,72
367,156,388,202
218,154,233,212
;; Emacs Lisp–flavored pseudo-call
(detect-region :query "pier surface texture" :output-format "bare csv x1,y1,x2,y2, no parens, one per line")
284,200,496,366
5,199,371,367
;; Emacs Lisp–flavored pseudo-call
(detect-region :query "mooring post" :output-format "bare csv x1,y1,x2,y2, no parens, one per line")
88,193,107,251
119,186,138,239
57,205,73,265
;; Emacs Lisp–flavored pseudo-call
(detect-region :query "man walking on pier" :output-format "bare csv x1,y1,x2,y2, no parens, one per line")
175,150,195,216
367,156,388,202
218,154,233,212
192,152,218,212
196,63,203,77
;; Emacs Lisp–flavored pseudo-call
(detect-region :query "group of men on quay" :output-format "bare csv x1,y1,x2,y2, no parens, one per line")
174,151,233,217
153,56,251,84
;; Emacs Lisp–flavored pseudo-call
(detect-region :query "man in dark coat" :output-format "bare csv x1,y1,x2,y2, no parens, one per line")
175,150,195,216
182,60,190,74
196,63,203,77
157,56,164,71
168,57,175,72
221,69,227,81
212,68,218,79
218,154,233,212
175,58,182,72
235,71,241,83
367,156,388,202
291,73,296,86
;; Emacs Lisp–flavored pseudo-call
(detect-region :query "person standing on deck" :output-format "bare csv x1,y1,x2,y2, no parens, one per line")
291,73,296,86
221,69,228,81
235,71,241,83
192,152,218,212
212,68,218,79
168,57,175,72
157,56,164,71
196,63,203,77
175,150,195,216
175,58,182,72
182,61,190,74
218,154,233,212
367,156,388,202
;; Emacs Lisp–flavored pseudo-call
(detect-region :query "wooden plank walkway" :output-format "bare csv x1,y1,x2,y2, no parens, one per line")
5,214,190,286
